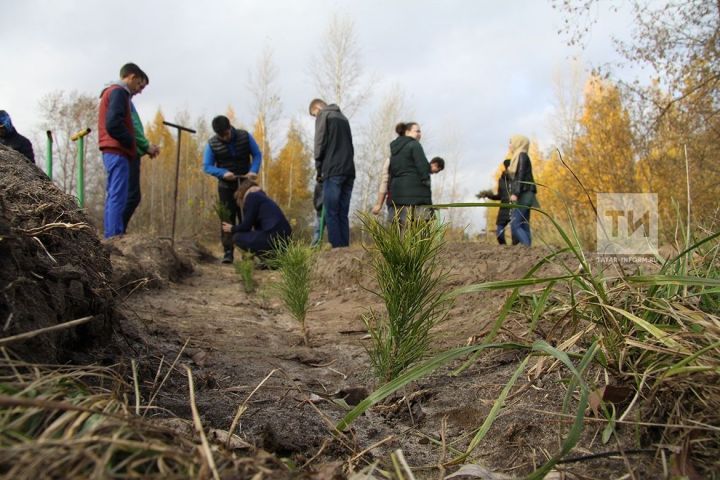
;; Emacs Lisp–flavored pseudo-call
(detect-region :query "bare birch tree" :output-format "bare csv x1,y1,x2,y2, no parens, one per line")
247,45,282,190
550,60,586,153
430,127,469,235
353,85,409,218
36,90,103,222
309,13,373,117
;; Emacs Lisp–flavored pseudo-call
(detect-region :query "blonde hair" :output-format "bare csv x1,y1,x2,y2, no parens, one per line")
507,135,530,176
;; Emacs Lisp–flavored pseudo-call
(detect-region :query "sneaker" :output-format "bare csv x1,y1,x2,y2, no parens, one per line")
221,250,234,264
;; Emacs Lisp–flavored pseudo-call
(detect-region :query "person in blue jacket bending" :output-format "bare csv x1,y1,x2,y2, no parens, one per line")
203,115,262,263
221,179,292,257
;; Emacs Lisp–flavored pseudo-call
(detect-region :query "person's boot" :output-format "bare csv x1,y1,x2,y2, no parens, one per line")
222,249,234,264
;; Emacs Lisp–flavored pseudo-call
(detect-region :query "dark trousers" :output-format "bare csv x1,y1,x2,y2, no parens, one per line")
323,175,353,248
233,230,290,256
395,205,434,228
218,181,241,252
122,157,141,232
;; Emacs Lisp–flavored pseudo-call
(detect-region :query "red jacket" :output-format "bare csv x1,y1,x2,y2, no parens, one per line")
98,84,135,158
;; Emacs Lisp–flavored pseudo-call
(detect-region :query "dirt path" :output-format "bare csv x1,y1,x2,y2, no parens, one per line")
120,243,658,478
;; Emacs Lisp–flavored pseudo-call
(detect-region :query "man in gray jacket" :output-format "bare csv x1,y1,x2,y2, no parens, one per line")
309,98,355,248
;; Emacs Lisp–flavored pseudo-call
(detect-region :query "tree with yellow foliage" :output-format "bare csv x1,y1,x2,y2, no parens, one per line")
537,76,636,247
265,121,314,231
252,117,273,194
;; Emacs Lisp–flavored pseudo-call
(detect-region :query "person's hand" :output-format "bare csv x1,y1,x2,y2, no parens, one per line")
221,222,233,233
222,171,237,181
148,144,160,158
371,204,382,215
510,194,518,203
246,172,258,181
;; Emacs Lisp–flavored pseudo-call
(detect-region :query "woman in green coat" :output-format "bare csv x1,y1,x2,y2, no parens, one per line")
388,122,432,225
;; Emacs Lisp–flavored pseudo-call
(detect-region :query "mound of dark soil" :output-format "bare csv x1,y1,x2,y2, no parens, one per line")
107,235,196,294
0,145,114,363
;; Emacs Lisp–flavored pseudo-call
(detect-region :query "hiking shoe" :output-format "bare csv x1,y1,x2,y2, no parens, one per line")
221,250,234,264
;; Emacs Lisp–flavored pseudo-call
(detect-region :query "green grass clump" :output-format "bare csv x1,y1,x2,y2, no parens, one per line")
360,214,452,383
268,237,315,345
341,197,720,477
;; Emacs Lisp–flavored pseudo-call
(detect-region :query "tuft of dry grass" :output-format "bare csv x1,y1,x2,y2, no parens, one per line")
0,353,288,479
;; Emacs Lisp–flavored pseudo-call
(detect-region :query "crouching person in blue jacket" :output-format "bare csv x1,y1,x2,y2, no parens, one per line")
221,179,292,257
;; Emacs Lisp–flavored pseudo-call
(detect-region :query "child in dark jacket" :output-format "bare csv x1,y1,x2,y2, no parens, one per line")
477,159,517,245
221,180,292,256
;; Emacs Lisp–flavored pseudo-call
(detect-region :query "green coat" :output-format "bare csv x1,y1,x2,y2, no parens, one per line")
388,136,431,206
131,103,150,158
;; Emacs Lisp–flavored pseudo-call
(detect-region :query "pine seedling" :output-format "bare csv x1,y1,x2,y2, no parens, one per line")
233,254,256,293
213,201,233,223
268,237,315,345
360,214,453,382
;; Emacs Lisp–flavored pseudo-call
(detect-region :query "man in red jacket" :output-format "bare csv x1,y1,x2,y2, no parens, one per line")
98,63,147,238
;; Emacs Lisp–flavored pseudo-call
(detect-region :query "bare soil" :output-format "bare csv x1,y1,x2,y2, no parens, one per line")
1,148,663,478
115,241,662,479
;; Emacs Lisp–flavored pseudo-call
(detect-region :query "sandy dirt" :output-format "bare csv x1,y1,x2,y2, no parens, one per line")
118,241,661,479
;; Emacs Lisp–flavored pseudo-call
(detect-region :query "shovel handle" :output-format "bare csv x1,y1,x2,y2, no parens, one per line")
70,128,91,141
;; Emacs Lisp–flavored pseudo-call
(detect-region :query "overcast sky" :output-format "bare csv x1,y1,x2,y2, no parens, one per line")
1,0,636,231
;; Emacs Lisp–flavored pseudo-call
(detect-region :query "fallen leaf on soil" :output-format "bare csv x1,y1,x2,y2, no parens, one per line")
308,461,345,480
588,384,633,417
445,463,514,479
192,350,209,367
336,386,370,406
670,438,703,480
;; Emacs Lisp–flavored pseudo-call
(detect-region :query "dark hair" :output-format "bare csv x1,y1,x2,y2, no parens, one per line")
395,122,418,136
119,63,148,83
308,98,327,115
234,179,259,209
212,115,231,135
430,157,445,171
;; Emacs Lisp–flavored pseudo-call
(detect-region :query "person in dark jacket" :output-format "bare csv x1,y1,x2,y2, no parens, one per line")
372,155,444,221
477,159,517,245
388,122,432,225
309,98,354,248
98,63,147,239
203,115,262,263
507,135,538,246
0,110,35,163
221,180,292,256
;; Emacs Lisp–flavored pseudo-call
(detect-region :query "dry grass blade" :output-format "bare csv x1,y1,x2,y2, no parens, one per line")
18,222,91,236
184,365,220,480
144,337,190,416
0,356,288,478
226,368,278,448
0,315,95,347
